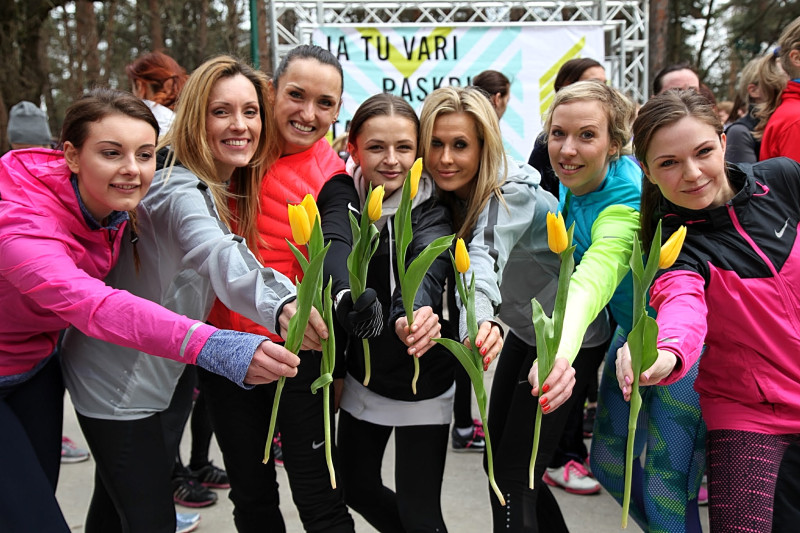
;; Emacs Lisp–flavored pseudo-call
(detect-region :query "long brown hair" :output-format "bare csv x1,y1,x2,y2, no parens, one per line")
752,52,789,140
633,90,723,247
161,56,280,258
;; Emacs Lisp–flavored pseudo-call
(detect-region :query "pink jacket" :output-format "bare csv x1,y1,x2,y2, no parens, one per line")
0,148,215,377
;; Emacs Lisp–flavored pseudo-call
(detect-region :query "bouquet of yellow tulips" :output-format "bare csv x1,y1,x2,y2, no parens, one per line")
263,195,331,469
434,238,505,505
346,184,385,386
529,212,576,488
621,220,686,528
393,158,455,394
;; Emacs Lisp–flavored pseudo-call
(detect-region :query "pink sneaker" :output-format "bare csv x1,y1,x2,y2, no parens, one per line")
543,460,601,495
698,485,708,506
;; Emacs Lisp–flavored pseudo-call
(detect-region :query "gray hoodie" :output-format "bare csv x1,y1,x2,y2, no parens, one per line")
61,165,296,419
464,156,609,347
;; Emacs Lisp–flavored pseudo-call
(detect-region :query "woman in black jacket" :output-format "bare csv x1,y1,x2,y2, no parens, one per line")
317,93,455,532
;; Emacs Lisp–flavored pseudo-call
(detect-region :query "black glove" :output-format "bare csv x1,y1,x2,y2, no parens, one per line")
335,288,384,338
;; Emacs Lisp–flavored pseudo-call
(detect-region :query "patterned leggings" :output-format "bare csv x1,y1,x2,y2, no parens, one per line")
706,429,800,533
591,329,706,533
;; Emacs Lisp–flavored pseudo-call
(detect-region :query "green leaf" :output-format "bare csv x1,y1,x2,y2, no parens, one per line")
320,277,336,373
551,244,576,348
433,337,483,386
400,234,456,319
288,240,309,271
626,316,646,378
643,220,663,288
640,314,660,371
531,298,554,389
284,242,330,354
311,372,333,393
629,237,646,323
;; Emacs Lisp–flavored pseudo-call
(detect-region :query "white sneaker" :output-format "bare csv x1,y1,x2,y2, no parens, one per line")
176,512,200,533
543,460,601,495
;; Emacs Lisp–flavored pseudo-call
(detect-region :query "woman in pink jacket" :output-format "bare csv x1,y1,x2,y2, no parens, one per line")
0,88,300,532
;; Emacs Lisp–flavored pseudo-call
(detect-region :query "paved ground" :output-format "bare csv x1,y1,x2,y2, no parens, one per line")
56,367,709,532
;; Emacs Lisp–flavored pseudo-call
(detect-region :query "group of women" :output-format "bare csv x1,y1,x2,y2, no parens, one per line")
3,21,800,533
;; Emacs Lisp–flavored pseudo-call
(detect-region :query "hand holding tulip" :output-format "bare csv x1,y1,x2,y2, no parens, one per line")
279,300,328,352
527,356,576,411
394,306,441,357
464,321,503,370
615,344,678,400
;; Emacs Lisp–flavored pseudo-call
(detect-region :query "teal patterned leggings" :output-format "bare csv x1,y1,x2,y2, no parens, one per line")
590,328,706,533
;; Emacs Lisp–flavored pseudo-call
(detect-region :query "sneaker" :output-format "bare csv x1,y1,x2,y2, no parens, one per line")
191,463,230,489
698,484,708,506
451,419,486,453
173,476,218,508
583,406,596,437
61,436,90,464
272,434,284,468
176,512,200,533
543,460,601,495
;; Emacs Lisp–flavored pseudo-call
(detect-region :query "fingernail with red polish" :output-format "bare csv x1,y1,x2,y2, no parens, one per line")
481,347,487,355
539,396,548,406
542,405,550,413
476,340,482,347
542,383,551,393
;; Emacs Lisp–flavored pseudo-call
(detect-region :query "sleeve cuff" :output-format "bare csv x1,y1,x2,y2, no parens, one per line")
196,330,269,389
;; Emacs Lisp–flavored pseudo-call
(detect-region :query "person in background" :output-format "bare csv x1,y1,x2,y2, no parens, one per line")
473,70,511,119
528,58,607,197
760,16,800,161
725,56,765,163
6,100,91,466
653,62,701,95
716,100,734,125
126,50,188,136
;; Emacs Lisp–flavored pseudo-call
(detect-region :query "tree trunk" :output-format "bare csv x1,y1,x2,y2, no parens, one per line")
149,0,163,50
77,0,101,88
649,0,670,95
258,0,271,73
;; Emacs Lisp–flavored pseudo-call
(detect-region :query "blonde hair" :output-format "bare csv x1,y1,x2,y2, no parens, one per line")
542,80,635,161
777,16,800,79
419,86,506,240
160,56,280,258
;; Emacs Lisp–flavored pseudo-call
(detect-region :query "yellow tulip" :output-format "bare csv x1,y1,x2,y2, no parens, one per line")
408,158,423,199
367,185,385,222
455,238,470,273
288,204,312,245
546,211,568,254
658,225,687,269
300,194,320,227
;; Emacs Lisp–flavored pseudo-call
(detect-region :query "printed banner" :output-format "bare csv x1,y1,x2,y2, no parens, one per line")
313,24,605,161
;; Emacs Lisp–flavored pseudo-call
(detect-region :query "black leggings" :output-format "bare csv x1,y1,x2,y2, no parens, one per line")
199,352,354,533
0,355,68,532
77,363,195,533
487,331,606,532
337,409,449,532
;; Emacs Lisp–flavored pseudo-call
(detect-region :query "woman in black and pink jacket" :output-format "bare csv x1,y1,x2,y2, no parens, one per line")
615,89,800,533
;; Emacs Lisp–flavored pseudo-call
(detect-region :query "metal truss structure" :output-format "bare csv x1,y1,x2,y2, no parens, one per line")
269,1,649,102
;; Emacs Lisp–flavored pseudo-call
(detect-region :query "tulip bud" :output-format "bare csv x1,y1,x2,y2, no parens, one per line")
455,238,470,273
301,194,320,227
288,204,312,245
367,185,385,222
408,158,423,199
546,212,568,254
658,225,687,269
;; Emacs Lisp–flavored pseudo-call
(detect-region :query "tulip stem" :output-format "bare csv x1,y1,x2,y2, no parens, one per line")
362,338,371,387
262,376,285,463
480,402,506,506
529,405,543,489
322,384,336,489
622,380,642,528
